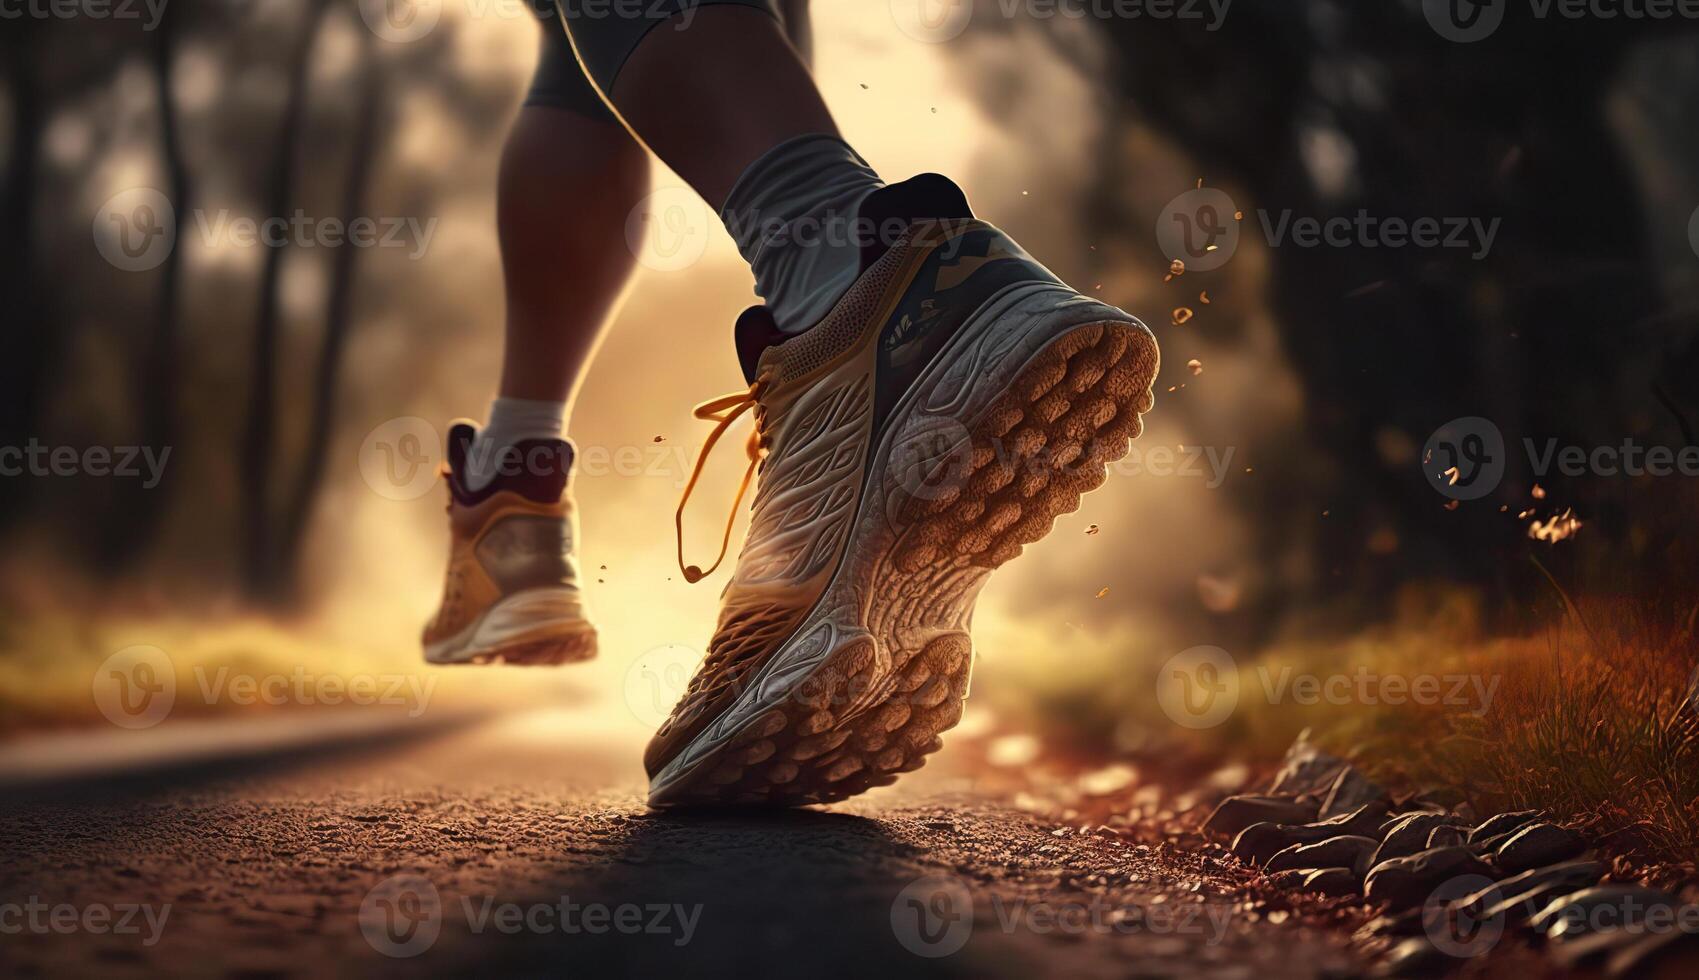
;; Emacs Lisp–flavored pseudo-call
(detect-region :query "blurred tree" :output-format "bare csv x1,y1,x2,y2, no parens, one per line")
1087,1,1699,626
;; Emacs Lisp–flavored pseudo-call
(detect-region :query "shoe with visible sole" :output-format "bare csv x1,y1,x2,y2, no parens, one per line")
421,423,598,666
647,175,1158,806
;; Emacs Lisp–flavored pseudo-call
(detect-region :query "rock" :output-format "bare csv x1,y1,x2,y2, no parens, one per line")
1373,937,1446,977
1529,885,1682,941
1469,830,1517,854
1463,859,1607,926
1494,859,1605,897
1549,926,1654,970
1319,803,1393,838
1608,926,1699,978
1204,795,1318,839
1270,730,1349,796
1494,823,1585,874
1267,835,1379,875
1234,822,1332,865
1319,766,1387,819
1426,825,1465,850
1365,846,1494,912
1232,804,1390,866
1468,809,1542,843
1354,906,1435,942
1303,867,1363,899
1372,812,1461,867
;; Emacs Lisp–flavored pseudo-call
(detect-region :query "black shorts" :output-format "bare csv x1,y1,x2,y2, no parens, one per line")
523,0,810,122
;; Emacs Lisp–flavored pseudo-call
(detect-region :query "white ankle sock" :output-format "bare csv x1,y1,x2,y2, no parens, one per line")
720,134,884,334
465,397,567,492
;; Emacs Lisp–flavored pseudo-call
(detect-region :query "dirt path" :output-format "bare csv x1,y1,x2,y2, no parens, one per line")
0,710,1362,978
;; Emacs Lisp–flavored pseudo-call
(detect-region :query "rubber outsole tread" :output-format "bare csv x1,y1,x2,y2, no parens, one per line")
655,320,1157,806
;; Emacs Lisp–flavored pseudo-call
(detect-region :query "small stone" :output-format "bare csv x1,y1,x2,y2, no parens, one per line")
1494,823,1585,874
1607,926,1699,977
1320,803,1394,838
1374,937,1446,978
1549,926,1656,970
1266,835,1378,876
1372,812,1462,867
1463,859,1606,925
1354,907,1435,942
1319,766,1387,820
1302,867,1362,899
1468,809,1542,843
1364,846,1494,912
1425,825,1465,850
1270,731,1349,796
1530,885,1682,941
1203,795,1318,839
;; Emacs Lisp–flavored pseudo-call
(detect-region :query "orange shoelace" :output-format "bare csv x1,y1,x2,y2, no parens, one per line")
675,381,768,584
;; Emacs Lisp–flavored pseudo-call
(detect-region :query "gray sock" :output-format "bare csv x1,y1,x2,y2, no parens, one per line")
719,134,885,333
465,397,566,492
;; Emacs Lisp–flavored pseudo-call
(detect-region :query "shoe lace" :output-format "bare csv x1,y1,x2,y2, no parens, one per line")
676,375,771,584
